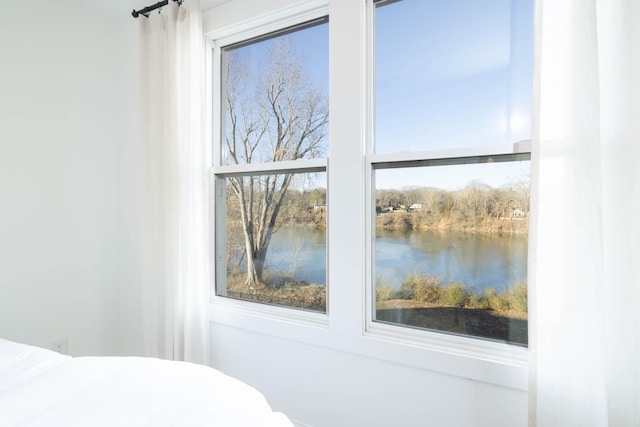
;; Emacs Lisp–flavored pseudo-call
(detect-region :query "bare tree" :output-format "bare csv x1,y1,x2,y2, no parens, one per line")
224,37,328,288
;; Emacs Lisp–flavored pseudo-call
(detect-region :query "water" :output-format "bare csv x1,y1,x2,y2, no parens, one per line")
375,229,527,291
251,227,527,292
262,226,327,284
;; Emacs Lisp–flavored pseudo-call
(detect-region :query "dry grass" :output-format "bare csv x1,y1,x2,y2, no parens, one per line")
225,272,326,312
378,273,527,319
223,270,528,344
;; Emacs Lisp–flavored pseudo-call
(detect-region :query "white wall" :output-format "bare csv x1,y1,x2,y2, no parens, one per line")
0,0,141,356
212,326,527,427
204,1,529,426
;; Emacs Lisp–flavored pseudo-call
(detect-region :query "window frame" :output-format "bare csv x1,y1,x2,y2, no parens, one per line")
364,0,532,355
206,0,531,391
210,4,331,317
364,149,532,358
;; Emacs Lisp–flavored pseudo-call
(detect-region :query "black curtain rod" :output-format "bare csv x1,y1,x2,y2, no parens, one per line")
132,0,183,18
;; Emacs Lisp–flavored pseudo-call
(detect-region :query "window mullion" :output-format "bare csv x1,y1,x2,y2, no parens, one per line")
214,158,327,177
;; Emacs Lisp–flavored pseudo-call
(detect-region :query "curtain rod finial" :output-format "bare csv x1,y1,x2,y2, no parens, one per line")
132,9,140,18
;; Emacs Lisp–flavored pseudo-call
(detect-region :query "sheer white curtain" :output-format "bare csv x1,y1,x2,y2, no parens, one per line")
530,0,639,425
138,0,209,364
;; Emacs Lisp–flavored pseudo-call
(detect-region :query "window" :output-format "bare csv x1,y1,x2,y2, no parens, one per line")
208,0,532,387
213,18,329,313
369,0,533,345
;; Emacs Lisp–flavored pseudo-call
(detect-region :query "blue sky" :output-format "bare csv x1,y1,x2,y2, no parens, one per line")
376,159,531,192
225,0,534,191
375,0,534,153
374,0,533,189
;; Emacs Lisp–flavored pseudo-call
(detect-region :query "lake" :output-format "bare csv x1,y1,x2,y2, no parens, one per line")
259,227,528,292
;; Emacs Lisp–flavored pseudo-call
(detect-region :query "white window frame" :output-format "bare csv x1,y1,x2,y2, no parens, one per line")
364,0,531,359
364,152,531,358
206,0,530,391
209,1,330,327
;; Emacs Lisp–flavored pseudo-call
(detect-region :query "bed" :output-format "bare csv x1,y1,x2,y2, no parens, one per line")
0,338,293,426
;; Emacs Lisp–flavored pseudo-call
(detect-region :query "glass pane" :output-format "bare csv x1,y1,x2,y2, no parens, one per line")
373,159,530,345
222,20,329,165
217,172,327,313
374,0,534,153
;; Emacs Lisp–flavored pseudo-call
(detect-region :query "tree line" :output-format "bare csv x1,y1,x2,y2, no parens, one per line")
227,179,529,235
375,180,530,233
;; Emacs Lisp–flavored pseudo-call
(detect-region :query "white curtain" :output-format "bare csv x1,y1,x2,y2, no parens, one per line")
138,0,209,364
530,0,639,425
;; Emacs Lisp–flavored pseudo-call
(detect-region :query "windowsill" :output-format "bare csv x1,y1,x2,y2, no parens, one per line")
209,298,528,391
210,295,329,330
365,320,528,368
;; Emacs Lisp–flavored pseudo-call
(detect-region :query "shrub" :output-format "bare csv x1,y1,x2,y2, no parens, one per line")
481,283,528,314
394,213,415,230
397,274,418,299
380,215,395,228
490,292,512,312
468,292,490,310
415,280,443,304
394,274,528,318
399,273,443,303
509,282,528,313
446,284,469,308
376,285,395,302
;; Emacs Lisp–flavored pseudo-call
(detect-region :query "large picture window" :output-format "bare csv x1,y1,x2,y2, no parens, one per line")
370,0,533,345
214,18,329,313
208,0,533,393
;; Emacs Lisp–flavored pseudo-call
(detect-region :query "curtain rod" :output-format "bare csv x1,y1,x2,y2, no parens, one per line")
132,0,183,18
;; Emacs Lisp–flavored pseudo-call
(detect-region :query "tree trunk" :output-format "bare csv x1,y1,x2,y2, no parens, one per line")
244,231,272,289
241,222,265,289
245,252,264,289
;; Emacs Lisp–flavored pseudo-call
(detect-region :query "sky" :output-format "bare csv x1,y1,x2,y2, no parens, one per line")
375,159,531,192
375,0,534,151
224,0,534,191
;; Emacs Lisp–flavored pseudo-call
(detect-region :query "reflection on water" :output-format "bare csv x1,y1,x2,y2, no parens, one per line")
255,226,327,285
375,229,527,291
231,227,527,291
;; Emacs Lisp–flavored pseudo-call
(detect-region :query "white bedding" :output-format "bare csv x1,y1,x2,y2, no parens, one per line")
0,339,293,427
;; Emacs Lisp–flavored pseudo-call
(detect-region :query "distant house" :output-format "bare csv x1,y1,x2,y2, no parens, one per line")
512,208,526,218
408,203,422,212
313,205,326,212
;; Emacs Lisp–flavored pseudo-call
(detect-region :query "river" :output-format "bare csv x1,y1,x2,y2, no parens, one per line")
255,227,527,292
